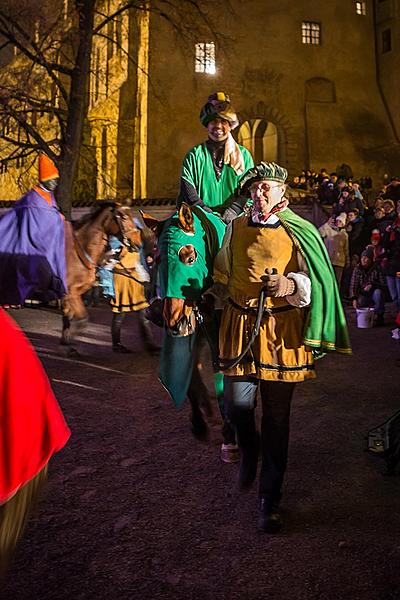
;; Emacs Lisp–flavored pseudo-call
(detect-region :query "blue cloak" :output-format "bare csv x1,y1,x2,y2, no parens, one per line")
0,188,67,304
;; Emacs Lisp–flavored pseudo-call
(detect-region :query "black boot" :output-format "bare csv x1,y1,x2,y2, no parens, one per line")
111,312,131,353
258,495,283,534
238,435,260,491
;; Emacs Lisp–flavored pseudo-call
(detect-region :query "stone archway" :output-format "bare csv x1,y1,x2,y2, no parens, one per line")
238,119,279,164
237,102,298,174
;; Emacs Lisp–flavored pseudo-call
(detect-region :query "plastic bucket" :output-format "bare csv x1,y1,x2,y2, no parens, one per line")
356,307,375,329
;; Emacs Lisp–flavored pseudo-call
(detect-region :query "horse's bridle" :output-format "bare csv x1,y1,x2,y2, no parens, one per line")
113,208,141,251
73,206,141,272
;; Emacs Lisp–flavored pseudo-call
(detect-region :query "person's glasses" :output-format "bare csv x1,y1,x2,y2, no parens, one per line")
250,182,282,193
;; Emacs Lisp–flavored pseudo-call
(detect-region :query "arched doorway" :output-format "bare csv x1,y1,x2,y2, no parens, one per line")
237,119,279,164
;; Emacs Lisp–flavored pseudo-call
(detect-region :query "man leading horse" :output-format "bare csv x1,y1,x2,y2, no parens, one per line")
210,161,351,534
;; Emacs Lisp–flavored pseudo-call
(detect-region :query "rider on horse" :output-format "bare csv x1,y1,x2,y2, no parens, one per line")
179,91,254,223
0,153,67,306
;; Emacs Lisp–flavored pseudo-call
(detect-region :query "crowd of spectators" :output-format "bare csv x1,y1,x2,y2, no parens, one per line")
302,168,400,336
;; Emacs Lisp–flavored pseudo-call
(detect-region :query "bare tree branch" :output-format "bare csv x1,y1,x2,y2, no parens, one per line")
0,97,60,162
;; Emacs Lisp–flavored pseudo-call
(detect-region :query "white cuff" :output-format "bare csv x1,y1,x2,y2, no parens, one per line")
286,272,311,307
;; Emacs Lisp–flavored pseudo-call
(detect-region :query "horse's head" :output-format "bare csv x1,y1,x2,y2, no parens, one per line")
110,204,143,251
142,203,226,334
79,202,142,251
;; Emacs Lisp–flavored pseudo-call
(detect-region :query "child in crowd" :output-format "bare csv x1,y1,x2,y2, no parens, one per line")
349,247,386,326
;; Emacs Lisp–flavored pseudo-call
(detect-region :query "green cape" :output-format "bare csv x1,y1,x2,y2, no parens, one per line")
279,207,351,355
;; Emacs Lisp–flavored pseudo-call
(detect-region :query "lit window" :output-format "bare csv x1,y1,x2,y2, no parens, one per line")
301,22,321,45
355,1,366,14
382,28,392,53
195,42,216,74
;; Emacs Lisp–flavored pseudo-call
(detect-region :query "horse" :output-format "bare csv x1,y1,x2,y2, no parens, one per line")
142,203,237,450
61,202,142,351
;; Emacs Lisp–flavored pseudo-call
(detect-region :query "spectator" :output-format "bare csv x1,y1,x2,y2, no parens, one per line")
368,229,385,265
316,168,329,185
383,176,400,203
381,202,400,314
319,213,349,287
382,199,397,226
289,176,300,189
352,181,364,204
346,208,367,260
342,187,365,216
369,206,386,235
298,175,308,190
330,172,338,185
318,179,336,205
350,247,386,326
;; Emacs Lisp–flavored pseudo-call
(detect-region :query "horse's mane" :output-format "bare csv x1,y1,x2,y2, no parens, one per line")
72,201,117,229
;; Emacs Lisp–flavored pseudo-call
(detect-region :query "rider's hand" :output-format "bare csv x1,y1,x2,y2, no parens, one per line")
261,268,296,297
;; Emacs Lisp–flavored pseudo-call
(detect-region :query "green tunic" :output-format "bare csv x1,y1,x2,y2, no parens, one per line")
181,142,254,209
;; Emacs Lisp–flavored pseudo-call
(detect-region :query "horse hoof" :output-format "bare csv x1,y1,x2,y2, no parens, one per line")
58,344,80,358
71,318,88,334
190,417,209,442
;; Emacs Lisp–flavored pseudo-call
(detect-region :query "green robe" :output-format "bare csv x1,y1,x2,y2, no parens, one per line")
279,208,351,355
181,143,254,210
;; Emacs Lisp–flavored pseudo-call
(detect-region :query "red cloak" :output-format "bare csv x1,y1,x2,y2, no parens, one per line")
0,309,70,504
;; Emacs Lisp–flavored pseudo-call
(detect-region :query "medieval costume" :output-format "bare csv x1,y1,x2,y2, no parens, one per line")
99,231,157,354
0,308,70,570
212,162,351,533
179,92,253,218
0,154,66,306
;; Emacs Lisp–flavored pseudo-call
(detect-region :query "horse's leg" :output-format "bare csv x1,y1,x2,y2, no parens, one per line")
187,366,209,441
138,309,160,353
60,295,88,355
60,297,72,346
186,334,212,441
61,314,71,346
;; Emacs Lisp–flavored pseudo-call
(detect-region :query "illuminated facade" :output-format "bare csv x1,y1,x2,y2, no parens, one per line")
0,0,399,202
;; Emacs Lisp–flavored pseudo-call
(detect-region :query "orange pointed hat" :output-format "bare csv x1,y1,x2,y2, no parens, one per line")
38,153,59,182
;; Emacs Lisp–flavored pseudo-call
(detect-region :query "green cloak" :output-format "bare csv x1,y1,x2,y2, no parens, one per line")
279,207,351,355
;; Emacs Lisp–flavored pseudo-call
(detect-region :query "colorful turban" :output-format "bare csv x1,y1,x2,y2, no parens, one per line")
238,162,288,197
199,91,239,129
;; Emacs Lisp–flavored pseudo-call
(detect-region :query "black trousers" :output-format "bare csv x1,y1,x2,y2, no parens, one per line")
224,376,296,501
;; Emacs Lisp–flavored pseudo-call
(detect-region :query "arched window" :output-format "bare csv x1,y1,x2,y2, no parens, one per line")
238,119,279,164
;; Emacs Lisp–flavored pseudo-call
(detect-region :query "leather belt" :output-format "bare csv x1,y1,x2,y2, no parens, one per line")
228,297,295,315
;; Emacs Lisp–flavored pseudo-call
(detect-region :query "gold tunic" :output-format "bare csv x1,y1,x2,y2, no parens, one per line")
111,247,149,313
219,216,315,382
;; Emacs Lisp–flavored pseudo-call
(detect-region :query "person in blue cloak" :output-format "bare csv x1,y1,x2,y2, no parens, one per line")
0,153,67,306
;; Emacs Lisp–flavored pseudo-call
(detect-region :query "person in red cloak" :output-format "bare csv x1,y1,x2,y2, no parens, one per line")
0,308,70,572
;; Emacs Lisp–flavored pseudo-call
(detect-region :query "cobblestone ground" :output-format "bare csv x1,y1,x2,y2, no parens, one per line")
1,303,400,600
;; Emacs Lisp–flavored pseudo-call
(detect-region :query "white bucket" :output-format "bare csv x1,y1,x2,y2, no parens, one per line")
356,307,375,329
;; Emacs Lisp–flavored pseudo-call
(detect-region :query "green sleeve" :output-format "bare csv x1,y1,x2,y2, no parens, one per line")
181,149,197,188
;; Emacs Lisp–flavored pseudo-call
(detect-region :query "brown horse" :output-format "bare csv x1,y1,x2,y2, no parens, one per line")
61,202,142,350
